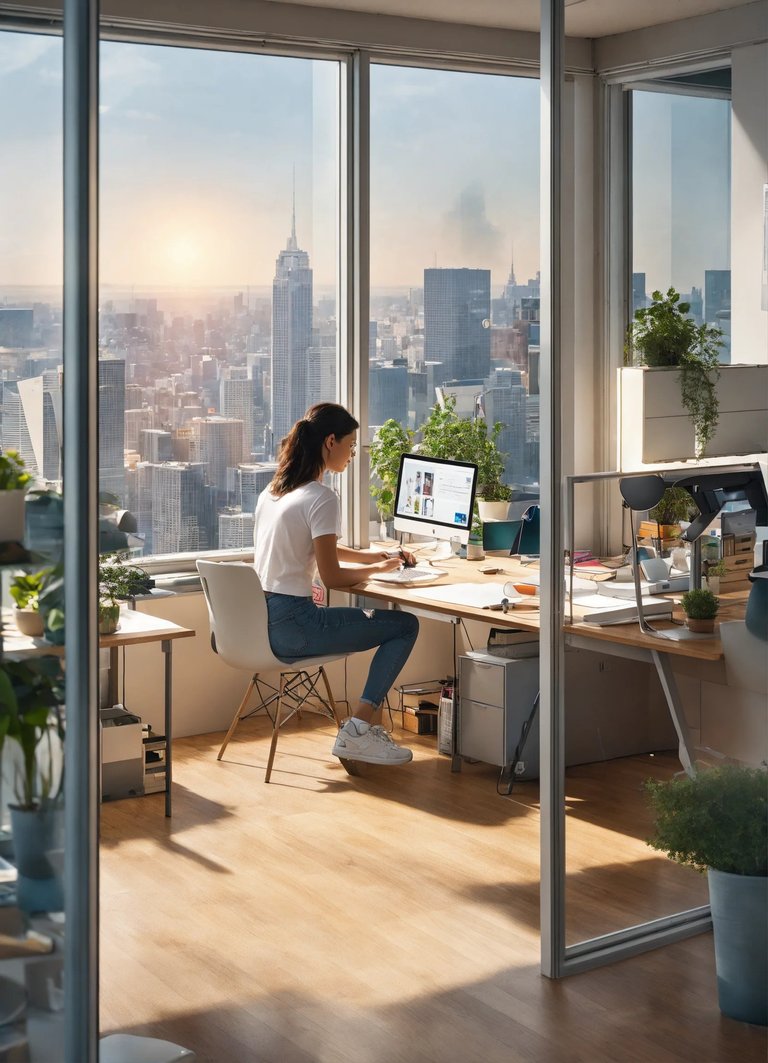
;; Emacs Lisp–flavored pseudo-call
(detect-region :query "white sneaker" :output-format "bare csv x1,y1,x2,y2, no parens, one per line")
332,720,413,765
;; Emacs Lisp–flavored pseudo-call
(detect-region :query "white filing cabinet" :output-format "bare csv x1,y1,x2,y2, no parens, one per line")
458,651,540,778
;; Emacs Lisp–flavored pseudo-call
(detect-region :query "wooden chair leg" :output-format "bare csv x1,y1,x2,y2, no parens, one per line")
217,676,257,761
264,673,288,783
318,666,344,729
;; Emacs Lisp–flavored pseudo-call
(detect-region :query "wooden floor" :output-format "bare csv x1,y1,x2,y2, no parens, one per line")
100,715,767,1063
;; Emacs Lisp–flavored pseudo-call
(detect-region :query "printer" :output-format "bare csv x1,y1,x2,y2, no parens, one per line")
100,705,143,801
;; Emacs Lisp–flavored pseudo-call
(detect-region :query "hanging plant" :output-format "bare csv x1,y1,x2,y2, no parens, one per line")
625,287,724,455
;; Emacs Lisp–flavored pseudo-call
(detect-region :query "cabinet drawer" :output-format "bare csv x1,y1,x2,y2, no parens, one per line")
460,658,504,707
458,698,505,766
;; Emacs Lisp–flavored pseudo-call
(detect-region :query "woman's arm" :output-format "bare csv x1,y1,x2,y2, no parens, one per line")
314,535,401,589
337,544,417,566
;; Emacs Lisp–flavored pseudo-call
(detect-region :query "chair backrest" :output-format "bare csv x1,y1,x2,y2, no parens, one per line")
196,560,284,674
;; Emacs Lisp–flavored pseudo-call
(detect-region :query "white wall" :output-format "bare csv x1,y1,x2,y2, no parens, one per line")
731,42,768,362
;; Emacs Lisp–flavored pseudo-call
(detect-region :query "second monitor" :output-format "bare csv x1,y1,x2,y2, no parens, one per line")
393,453,478,545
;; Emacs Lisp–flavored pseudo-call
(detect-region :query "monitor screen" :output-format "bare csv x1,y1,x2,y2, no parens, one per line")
392,454,478,545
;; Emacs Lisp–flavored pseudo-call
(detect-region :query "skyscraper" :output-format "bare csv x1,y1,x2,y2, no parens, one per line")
270,206,313,455
150,462,210,555
424,268,491,381
99,358,126,503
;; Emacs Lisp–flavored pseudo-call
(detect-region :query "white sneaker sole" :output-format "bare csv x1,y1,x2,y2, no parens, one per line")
331,747,413,766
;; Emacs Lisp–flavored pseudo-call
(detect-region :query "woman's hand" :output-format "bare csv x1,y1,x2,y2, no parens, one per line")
372,555,402,573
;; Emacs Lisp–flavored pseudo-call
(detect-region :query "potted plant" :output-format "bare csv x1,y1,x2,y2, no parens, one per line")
98,552,154,633
680,587,720,633
9,569,52,637
640,486,694,555
0,449,33,546
704,559,727,596
625,288,723,457
645,765,767,1025
369,419,414,539
0,656,66,912
418,396,510,519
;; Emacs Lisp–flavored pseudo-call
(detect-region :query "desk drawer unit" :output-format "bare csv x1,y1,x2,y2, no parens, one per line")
458,652,540,776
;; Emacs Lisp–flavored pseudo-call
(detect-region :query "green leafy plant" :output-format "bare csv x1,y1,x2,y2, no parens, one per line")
0,657,65,810
0,450,32,491
648,486,694,527
9,569,53,612
645,765,768,876
680,587,720,620
369,420,414,520
99,552,154,603
706,559,727,578
418,396,510,502
625,288,724,455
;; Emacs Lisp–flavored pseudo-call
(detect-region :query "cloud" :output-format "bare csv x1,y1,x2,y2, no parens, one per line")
441,183,503,267
0,35,56,77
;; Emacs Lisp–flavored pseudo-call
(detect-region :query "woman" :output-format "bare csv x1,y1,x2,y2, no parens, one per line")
254,402,419,766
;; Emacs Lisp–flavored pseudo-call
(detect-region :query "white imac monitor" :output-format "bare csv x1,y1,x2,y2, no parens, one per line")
393,453,478,545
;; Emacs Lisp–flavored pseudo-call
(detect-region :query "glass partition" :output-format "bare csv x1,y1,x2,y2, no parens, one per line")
0,27,68,1055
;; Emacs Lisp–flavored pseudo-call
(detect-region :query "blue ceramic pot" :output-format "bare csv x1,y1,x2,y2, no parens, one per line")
745,565,768,642
708,868,768,1025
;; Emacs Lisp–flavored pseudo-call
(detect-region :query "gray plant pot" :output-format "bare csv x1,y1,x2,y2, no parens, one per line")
9,805,64,914
708,868,768,1025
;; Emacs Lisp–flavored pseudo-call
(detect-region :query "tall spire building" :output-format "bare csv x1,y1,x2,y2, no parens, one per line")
270,193,313,455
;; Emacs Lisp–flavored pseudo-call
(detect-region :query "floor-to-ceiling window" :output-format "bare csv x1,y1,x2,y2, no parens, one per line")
98,43,340,558
631,75,732,360
0,28,67,1053
368,64,540,527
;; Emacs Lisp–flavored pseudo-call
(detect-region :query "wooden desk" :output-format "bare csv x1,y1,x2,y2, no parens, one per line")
355,555,747,776
4,608,195,817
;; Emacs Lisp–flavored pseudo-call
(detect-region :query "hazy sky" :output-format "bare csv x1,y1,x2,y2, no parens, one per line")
0,30,728,297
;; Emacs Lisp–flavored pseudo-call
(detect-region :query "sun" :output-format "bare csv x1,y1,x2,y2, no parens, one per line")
166,237,202,268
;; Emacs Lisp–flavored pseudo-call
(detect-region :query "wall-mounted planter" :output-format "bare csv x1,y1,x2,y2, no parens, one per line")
618,364,768,469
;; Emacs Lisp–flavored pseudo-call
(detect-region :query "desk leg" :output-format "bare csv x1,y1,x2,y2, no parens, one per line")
107,647,119,707
651,649,695,778
162,639,172,817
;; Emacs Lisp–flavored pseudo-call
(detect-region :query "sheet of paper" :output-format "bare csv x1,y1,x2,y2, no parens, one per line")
406,582,522,609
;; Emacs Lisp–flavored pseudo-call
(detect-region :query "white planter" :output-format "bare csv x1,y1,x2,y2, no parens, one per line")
0,489,27,544
476,499,510,522
618,364,768,469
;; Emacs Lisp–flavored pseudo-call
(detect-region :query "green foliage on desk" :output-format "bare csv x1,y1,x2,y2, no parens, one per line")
99,552,154,604
369,420,414,520
0,657,65,810
9,568,53,612
648,486,694,526
419,396,510,502
0,449,32,491
645,766,768,876
681,588,720,620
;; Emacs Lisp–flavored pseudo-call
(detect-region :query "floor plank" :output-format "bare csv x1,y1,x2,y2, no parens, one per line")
100,716,767,1062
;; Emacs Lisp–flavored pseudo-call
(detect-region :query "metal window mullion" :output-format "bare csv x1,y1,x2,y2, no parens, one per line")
340,50,370,549
539,0,566,981
63,0,100,1058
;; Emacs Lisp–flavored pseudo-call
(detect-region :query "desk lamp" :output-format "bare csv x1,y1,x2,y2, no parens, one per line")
619,474,667,636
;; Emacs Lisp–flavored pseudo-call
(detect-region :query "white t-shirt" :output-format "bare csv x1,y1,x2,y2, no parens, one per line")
253,480,340,597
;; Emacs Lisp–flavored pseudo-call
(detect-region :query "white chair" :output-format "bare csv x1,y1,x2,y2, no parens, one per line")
100,1034,195,1063
197,560,355,781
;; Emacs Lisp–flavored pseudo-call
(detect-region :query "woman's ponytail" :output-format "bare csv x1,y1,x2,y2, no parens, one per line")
270,403,359,496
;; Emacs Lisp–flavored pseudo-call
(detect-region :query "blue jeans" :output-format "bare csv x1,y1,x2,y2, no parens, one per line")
265,595,419,710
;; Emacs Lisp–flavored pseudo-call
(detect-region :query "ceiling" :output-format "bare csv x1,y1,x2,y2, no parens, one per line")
264,0,753,39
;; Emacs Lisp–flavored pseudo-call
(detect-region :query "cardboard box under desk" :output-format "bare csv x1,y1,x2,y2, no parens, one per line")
398,694,439,735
